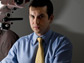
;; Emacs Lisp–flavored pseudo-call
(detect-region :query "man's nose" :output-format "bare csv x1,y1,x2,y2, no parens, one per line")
34,18,40,24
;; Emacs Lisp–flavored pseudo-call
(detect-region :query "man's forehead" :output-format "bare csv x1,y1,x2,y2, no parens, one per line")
29,6,47,13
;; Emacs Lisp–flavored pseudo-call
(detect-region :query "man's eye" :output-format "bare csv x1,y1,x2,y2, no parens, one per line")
31,15,34,19
39,15,44,19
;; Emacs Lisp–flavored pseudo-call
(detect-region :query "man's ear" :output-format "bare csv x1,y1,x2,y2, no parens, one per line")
49,14,54,23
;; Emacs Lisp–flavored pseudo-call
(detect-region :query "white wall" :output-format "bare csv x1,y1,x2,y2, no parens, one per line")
10,3,32,37
11,0,84,63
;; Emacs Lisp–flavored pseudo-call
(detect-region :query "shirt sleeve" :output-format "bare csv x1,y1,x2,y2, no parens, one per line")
53,36,72,63
0,42,18,63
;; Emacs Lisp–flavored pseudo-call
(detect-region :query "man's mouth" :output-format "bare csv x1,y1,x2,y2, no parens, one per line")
33,26,40,29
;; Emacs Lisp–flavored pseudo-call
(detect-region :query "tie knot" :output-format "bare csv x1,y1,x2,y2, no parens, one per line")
37,37,42,43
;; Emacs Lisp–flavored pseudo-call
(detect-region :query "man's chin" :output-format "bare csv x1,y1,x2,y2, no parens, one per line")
34,30,42,35
34,31,40,34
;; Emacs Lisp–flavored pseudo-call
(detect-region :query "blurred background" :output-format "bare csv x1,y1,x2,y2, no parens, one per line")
10,0,84,63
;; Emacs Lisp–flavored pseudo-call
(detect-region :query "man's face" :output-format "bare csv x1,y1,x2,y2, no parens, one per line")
29,6,53,36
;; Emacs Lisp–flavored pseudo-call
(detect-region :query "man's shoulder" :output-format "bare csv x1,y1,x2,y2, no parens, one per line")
51,31,72,50
16,33,34,42
52,31,71,43
52,31,64,38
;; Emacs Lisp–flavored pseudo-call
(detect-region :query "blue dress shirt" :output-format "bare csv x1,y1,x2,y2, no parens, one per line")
0,30,72,63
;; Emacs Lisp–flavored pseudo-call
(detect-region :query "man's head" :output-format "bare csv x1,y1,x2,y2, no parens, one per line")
29,0,53,18
29,0,54,36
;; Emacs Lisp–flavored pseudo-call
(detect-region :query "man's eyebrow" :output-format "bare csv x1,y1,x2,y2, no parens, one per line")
38,14,45,17
29,13,45,17
29,14,33,16
40,14,44,15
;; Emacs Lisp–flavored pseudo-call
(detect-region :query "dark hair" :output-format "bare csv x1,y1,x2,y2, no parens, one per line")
29,0,53,18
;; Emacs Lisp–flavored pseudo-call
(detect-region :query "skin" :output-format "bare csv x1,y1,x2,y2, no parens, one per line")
29,6,54,36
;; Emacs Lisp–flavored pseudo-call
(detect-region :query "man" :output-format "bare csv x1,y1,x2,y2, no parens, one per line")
0,0,72,63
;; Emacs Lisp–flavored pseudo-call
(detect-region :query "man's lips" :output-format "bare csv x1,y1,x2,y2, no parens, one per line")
33,26,40,29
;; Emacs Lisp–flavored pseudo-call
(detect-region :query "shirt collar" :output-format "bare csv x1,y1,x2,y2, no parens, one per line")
32,29,53,45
